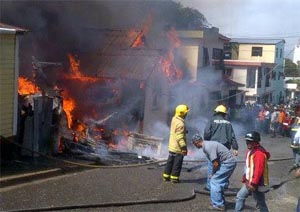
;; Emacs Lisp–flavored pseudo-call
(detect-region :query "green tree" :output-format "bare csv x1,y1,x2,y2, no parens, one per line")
284,58,300,77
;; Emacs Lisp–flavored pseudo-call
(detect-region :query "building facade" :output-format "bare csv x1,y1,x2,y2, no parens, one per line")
176,27,242,114
223,38,286,104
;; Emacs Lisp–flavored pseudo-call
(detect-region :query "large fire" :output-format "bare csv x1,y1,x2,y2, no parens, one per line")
18,77,41,95
18,20,184,155
160,27,183,81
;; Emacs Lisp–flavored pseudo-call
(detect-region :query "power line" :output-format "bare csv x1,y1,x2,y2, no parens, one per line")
224,32,300,38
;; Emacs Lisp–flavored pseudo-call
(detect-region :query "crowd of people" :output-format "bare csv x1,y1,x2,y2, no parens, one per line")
163,103,300,211
230,102,299,138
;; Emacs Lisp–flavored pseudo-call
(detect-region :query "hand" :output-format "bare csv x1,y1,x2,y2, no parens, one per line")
247,183,257,192
182,150,188,156
212,160,219,173
233,150,238,156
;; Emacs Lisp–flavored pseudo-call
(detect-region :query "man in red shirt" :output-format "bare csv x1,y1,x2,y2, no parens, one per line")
235,131,270,212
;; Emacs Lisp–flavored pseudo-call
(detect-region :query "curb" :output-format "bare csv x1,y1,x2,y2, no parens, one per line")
0,168,62,188
0,165,89,188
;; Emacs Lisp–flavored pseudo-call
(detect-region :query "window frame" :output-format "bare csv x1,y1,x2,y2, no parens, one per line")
251,47,263,57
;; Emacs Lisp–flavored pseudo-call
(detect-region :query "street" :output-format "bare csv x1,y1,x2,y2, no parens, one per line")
0,135,299,212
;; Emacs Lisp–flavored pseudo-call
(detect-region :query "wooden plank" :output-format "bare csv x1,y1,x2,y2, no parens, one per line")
0,74,15,85
0,83,15,92
0,78,15,86
0,59,15,64
0,33,16,138
0,112,14,122
0,118,13,137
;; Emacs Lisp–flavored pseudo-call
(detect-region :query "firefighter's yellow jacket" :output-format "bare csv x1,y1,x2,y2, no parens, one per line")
168,115,187,154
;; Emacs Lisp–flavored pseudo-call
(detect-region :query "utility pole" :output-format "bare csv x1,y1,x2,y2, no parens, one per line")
31,56,62,95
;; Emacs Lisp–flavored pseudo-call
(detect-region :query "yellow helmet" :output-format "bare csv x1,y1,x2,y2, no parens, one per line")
214,105,227,114
175,104,189,117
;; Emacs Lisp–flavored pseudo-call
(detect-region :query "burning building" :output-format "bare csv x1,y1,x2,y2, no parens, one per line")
56,27,185,154
14,22,187,160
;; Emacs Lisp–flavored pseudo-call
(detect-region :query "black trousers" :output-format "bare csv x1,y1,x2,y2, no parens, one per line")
163,152,184,180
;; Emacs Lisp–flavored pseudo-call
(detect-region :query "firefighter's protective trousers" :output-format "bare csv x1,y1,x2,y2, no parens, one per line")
163,152,184,181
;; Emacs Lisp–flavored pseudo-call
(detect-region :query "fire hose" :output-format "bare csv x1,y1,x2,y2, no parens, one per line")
194,174,300,196
5,190,196,212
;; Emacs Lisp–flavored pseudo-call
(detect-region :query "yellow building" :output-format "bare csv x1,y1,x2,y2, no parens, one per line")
224,38,285,104
0,23,27,139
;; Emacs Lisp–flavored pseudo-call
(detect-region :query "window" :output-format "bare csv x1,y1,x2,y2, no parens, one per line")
265,68,271,87
246,68,256,88
280,49,283,58
223,68,233,79
276,48,278,58
223,43,232,59
203,47,210,66
257,68,262,88
272,70,276,80
212,48,223,60
251,47,263,56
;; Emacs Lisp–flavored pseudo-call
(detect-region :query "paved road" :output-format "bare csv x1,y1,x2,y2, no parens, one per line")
0,135,299,212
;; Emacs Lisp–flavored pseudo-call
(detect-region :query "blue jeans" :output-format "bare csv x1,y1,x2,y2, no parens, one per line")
235,184,269,212
293,149,300,166
206,160,213,190
210,158,236,207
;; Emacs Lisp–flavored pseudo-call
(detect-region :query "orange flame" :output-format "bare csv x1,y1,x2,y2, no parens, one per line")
66,54,98,83
160,27,183,82
61,90,75,128
131,15,153,48
18,77,41,95
166,27,181,48
73,122,87,140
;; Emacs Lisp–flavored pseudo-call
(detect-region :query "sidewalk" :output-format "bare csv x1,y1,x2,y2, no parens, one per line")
0,155,93,188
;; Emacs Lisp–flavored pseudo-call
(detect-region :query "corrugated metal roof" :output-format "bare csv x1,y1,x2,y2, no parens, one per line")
78,29,167,81
101,29,142,51
230,38,285,45
219,34,230,41
96,49,161,80
0,22,28,33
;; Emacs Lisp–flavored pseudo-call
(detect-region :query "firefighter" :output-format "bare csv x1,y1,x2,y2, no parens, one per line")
163,104,189,183
203,104,239,191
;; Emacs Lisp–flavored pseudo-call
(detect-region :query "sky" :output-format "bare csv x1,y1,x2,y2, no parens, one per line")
178,0,300,58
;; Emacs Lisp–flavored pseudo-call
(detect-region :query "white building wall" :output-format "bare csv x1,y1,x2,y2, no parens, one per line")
232,67,257,98
293,44,300,64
